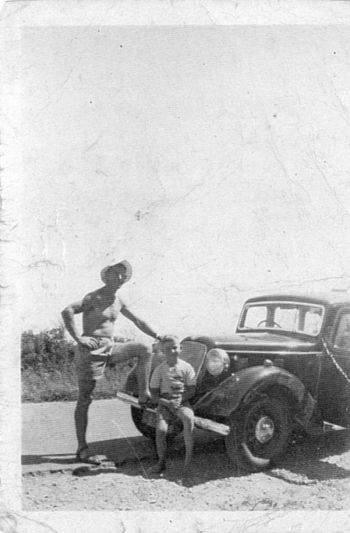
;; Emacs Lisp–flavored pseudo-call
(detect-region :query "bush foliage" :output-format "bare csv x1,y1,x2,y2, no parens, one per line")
21,327,132,403
21,326,75,371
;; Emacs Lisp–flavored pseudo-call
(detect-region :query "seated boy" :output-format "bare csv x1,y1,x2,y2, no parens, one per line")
149,335,197,475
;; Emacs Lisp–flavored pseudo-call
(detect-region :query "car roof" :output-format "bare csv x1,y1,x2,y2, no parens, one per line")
244,291,350,307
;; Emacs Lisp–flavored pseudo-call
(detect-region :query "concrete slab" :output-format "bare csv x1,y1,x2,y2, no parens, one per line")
22,398,155,475
22,398,221,475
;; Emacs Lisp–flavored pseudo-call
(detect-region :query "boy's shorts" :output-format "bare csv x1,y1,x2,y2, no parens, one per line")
157,402,193,424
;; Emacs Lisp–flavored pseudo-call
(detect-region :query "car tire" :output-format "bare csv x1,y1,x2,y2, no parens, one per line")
131,406,156,441
130,406,183,443
225,396,292,472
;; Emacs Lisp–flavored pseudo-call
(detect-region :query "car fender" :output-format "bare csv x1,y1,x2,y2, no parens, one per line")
192,365,316,423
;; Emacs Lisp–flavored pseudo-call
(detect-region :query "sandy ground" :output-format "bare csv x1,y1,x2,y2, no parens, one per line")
23,426,350,511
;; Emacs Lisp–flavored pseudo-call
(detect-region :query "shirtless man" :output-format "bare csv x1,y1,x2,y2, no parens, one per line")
61,260,162,464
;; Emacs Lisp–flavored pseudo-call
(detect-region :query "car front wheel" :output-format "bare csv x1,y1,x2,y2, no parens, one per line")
130,406,183,443
131,406,156,441
225,396,292,472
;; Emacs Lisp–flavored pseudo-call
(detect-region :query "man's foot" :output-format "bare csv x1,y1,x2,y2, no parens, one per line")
150,461,166,475
138,395,154,408
76,447,102,466
72,465,92,476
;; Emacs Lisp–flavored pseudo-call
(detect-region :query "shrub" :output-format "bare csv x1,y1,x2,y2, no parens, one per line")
21,327,133,402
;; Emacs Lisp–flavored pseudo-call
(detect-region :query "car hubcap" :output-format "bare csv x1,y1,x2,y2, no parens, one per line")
255,416,275,444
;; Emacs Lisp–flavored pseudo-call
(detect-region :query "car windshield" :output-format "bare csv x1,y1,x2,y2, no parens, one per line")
239,301,325,337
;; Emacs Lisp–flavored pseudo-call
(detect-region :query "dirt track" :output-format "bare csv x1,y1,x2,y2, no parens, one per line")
23,429,350,511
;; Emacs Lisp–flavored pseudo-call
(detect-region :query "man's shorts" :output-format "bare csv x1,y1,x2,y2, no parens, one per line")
75,337,146,382
75,337,116,381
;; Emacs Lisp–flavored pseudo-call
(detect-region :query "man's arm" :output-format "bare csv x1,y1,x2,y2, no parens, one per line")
61,297,98,349
121,305,160,340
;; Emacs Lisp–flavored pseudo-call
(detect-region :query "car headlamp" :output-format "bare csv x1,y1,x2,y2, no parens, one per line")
206,348,230,376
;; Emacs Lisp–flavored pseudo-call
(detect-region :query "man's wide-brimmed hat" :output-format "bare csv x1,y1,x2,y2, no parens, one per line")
100,260,133,284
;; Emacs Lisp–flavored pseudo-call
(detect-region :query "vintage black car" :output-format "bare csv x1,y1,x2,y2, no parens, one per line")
117,293,350,471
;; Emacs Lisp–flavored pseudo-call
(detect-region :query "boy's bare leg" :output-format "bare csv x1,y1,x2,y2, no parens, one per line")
152,411,168,473
177,406,195,471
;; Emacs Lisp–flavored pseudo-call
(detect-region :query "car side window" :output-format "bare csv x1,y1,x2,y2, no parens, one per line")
334,312,350,351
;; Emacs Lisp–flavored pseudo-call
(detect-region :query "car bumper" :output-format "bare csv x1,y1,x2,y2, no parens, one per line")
116,391,230,436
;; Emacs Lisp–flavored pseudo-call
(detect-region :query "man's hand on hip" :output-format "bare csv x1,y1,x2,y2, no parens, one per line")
77,336,99,349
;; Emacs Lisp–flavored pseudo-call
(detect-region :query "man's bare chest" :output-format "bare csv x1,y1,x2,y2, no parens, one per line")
85,297,122,322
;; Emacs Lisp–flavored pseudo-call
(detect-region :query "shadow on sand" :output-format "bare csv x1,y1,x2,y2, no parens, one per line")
22,435,155,469
24,428,350,488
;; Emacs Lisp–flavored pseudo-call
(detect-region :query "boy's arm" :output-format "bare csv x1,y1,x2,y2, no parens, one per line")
149,366,173,406
150,387,172,407
180,365,197,404
149,366,161,404
181,385,196,404
150,387,160,403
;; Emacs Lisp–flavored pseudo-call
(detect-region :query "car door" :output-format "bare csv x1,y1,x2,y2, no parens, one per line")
319,307,350,426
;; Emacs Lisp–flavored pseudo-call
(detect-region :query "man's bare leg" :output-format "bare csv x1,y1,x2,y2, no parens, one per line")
135,348,153,404
110,342,153,404
75,377,102,463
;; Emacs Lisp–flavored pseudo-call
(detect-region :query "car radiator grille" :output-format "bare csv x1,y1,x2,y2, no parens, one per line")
180,341,207,376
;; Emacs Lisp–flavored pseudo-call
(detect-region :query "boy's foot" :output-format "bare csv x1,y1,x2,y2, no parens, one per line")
150,461,166,474
138,396,154,408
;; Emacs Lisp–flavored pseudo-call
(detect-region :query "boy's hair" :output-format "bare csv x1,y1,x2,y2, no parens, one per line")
160,334,178,344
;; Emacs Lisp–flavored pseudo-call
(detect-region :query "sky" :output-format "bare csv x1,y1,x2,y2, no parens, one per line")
18,25,350,341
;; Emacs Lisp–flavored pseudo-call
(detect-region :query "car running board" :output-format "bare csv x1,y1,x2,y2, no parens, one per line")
116,391,230,436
